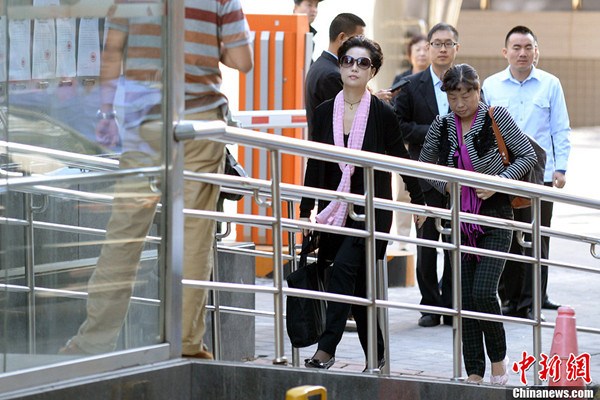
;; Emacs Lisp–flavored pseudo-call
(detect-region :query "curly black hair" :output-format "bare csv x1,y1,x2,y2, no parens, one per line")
338,35,383,76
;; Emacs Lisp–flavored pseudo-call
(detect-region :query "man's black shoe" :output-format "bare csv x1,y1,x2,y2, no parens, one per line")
501,301,518,316
443,316,453,326
526,310,546,322
418,314,440,327
542,298,561,310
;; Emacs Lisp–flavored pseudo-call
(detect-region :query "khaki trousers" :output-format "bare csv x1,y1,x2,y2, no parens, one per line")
72,108,225,355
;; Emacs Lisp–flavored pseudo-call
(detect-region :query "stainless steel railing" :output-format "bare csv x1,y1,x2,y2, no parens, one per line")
177,119,600,383
2,116,600,384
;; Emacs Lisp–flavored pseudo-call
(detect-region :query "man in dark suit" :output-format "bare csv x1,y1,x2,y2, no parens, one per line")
394,22,460,327
304,13,365,140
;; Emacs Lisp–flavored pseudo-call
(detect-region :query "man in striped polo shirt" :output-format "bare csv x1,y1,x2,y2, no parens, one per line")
61,1,253,359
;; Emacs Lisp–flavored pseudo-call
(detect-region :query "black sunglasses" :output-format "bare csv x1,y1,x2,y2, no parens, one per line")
339,55,373,70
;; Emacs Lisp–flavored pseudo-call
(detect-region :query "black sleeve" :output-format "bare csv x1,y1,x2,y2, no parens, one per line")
394,81,431,147
299,104,328,218
383,105,425,205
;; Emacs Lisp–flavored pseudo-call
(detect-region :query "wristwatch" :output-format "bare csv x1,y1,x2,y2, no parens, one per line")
96,109,117,120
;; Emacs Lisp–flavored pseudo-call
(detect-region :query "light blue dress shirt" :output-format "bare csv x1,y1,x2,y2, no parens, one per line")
430,66,449,116
482,66,571,182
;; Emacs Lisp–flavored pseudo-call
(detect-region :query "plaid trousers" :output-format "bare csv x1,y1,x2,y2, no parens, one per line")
461,198,513,377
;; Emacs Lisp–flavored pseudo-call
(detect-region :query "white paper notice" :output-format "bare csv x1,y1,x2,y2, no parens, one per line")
77,18,101,77
55,18,76,77
32,18,57,79
8,19,31,81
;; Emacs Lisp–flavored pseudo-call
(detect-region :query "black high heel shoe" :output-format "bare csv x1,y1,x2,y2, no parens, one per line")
304,356,335,369
362,357,385,373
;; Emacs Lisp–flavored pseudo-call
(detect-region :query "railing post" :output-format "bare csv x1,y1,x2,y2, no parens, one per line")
377,258,390,374
164,0,185,360
531,197,543,385
449,181,463,380
287,200,300,367
24,192,36,354
364,166,378,372
270,149,287,365
211,222,231,361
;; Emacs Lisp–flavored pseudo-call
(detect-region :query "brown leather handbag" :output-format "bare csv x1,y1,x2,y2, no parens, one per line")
488,107,546,209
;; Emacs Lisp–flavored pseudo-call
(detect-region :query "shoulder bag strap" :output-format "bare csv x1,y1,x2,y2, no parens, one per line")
488,106,510,167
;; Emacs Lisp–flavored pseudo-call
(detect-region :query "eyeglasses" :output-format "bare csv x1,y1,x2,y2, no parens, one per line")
430,41,458,49
340,55,373,70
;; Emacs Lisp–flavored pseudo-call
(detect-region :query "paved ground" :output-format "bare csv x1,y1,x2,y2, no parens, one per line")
248,127,600,387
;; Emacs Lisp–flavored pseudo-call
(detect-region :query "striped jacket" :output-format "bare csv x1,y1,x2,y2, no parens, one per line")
419,102,537,194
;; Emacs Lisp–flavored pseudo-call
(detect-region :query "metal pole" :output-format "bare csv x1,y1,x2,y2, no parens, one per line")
270,149,287,365
24,192,36,354
287,201,300,367
164,0,185,360
211,222,231,361
364,167,378,372
377,258,390,374
531,198,543,385
449,181,462,380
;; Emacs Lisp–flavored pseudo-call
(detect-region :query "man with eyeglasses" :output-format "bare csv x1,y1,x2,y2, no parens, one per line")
482,25,570,321
394,22,460,328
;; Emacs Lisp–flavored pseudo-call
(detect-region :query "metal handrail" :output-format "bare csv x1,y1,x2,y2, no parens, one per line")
177,120,600,383
2,117,600,384
176,120,600,209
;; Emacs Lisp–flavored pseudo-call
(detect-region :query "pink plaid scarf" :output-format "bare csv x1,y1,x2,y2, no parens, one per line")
316,90,371,226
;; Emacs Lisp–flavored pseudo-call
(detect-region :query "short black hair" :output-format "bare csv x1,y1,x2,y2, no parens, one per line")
427,22,459,43
505,25,537,47
338,35,384,76
441,63,480,93
328,13,366,42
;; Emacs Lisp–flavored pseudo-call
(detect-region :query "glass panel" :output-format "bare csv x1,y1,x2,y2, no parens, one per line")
0,0,166,372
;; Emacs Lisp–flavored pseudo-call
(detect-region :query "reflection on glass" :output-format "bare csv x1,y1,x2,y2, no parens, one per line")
1,2,165,373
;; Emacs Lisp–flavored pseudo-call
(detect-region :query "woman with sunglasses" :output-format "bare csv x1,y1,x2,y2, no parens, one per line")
299,35,426,371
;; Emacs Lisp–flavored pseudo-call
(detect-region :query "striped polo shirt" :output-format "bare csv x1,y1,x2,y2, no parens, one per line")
107,0,251,124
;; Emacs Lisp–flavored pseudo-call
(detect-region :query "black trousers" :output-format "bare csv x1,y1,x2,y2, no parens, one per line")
317,235,384,361
416,188,453,315
500,183,554,312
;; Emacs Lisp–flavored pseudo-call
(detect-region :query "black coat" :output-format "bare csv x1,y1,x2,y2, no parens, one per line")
394,68,442,191
300,96,425,259
304,51,342,139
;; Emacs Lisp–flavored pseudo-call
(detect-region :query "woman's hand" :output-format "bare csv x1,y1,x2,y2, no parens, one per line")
475,188,495,201
414,214,427,229
299,217,312,236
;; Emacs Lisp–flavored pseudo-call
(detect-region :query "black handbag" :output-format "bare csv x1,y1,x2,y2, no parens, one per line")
220,147,247,202
489,107,547,209
285,232,326,348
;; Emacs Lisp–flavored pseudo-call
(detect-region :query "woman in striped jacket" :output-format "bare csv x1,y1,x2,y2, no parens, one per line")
419,64,537,385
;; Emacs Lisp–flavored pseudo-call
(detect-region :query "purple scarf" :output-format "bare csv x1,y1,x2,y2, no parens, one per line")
453,113,484,261
316,90,371,226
